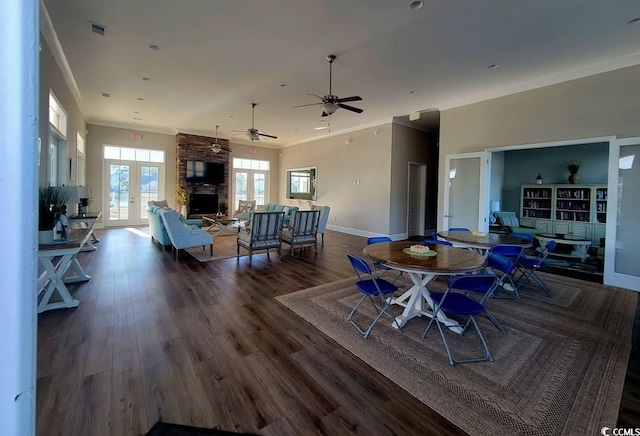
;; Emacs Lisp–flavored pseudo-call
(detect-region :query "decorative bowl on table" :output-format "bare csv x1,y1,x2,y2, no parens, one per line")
403,245,438,257
471,231,488,237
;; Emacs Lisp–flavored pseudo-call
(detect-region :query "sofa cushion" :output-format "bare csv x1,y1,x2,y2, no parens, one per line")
267,204,276,212
273,204,285,212
148,200,169,208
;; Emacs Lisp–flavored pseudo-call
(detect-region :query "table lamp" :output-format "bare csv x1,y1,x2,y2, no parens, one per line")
490,200,501,224
77,186,91,216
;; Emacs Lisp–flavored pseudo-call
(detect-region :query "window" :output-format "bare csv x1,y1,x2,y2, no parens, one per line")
103,145,165,163
48,91,68,186
77,131,85,185
232,158,269,170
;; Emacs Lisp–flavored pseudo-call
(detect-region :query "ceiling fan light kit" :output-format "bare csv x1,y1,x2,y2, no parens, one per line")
293,54,363,117
210,125,231,153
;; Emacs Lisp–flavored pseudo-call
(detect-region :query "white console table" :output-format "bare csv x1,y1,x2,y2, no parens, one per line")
37,228,92,313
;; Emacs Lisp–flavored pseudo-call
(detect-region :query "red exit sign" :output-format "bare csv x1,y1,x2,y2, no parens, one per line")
131,133,142,141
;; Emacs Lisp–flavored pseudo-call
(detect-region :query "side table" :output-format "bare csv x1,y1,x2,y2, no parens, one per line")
68,211,101,251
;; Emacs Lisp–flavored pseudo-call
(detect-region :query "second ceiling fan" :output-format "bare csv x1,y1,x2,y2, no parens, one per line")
233,103,277,141
294,54,363,117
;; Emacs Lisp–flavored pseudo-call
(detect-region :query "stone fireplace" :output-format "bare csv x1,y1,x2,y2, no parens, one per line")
176,133,230,215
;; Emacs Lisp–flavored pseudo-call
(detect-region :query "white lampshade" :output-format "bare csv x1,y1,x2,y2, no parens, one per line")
77,186,91,199
490,201,501,212
321,102,338,115
64,186,80,204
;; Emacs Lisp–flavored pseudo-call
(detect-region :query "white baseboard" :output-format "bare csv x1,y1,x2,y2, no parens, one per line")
326,224,406,241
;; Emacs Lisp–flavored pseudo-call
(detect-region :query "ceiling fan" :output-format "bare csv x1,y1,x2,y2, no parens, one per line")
294,54,363,117
233,103,277,141
210,125,231,153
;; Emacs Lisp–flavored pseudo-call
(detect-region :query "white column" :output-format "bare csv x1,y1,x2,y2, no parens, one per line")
0,0,39,435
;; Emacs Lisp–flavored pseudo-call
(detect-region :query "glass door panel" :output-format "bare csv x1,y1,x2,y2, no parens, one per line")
253,171,267,206
443,152,489,232
605,138,640,291
234,171,249,210
139,165,160,222
109,163,130,222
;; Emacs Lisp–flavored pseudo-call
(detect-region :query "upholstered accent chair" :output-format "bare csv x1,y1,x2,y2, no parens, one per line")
159,208,213,260
494,211,538,236
237,211,285,264
311,205,331,243
233,199,256,221
281,210,320,256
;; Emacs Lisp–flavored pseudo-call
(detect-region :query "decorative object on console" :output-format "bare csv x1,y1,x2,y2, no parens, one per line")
535,173,543,185
490,200,500,224
38,185,73,244
566,159,581,184
175,185,189,218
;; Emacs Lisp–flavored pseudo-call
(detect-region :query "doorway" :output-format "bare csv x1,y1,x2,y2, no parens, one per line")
102,146,166,226
407,162,426,237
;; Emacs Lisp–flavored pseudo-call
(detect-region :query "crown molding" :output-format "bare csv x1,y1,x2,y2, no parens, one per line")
39,0,84,113
283,116,394,148
438,52,640,111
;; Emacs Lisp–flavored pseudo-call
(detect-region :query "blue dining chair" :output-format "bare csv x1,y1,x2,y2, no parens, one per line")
366,237,406,288
487,245,524,295
515,240,557,297
449,227,470,232
422,238,453,246
422,274,496,365
346,253,402,338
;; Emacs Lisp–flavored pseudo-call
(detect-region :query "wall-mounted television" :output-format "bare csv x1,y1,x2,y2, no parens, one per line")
185,161,225,185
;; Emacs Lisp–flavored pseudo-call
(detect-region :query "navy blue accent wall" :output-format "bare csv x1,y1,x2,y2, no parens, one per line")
502,142,608,214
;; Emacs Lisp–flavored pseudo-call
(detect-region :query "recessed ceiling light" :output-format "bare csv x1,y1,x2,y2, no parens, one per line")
627,17,640,25
133,111,139,114
408,0,424,11
409,90,416,94
133,117,143,120
488,64,499,69
137,97,144,101
142,77,151,81
293,128,299,131
101,92,110,97
280,84,288,88
149,44,160,50
229,115,234,118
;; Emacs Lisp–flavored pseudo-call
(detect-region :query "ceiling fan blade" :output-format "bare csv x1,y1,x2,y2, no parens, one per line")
258,132,277,139
338,103,363,114
321,111,329,117
306,93,324,100
336,96,362,103
231,129,246,132
293,102,322,108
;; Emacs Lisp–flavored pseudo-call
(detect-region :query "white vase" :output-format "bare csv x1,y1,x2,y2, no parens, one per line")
38,229,54,244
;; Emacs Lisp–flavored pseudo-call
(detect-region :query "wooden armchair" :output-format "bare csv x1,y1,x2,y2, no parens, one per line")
280,210,320,255
237,211,285,264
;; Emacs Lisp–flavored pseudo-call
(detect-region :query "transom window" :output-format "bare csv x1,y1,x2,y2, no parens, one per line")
233,158,269,170
103,145,165,163
49,91,67,138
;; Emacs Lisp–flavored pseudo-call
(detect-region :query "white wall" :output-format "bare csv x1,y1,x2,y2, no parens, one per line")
279,124,393,236
438,64,640,230
1,0,38,433
39,34,86,186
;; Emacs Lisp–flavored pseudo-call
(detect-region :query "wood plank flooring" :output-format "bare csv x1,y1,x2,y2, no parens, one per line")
36,228,640,435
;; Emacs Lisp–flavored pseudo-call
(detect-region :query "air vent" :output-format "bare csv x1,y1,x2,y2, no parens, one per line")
90,22,106,36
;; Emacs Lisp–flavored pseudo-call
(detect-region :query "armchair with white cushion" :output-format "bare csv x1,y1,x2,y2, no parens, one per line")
311,205,330,243
281,209,320,256
233,200,256,221
237,211,285,264
159,208,213,260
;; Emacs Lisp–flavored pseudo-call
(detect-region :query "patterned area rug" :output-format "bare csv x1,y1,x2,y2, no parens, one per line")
277,273,636,436
185,234,240,262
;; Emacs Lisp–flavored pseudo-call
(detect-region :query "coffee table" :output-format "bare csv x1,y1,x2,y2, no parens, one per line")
202,215,240,236
535,233,592,261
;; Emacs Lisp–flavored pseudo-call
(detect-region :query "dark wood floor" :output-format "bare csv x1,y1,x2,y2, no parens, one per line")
36,229,639,436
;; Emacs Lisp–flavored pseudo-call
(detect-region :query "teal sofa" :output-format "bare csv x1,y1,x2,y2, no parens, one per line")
249,203,299,227
148,205,203,248
494,211,538,236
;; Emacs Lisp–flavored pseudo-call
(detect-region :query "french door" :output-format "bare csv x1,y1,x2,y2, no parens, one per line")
104,159,165,226
443,152,490,232
604,137,640,291
232,169,268,209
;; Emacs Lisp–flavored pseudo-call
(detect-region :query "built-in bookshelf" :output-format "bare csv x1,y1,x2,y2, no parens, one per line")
519,184,608,246
521,186,553,219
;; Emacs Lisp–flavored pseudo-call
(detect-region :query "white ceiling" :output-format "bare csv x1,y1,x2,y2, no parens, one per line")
43,0,640,147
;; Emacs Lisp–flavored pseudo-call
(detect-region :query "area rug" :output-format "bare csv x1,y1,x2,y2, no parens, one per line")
277,273,637,436
185,234,240,262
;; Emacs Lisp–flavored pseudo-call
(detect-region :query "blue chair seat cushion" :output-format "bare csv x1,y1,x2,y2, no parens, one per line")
431,292,485,315
355,278,397,296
